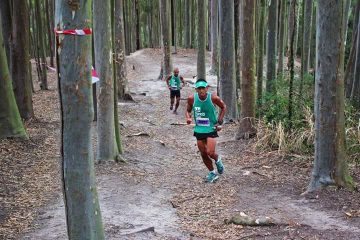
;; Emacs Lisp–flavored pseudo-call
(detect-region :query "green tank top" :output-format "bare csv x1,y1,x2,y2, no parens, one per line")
169,75,181,90
193,92,218,133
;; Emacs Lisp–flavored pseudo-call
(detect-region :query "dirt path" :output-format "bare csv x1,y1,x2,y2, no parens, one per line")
20,49,360,240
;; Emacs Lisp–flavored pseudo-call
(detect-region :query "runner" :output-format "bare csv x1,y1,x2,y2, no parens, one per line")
185,79,227,183
166,67,185,114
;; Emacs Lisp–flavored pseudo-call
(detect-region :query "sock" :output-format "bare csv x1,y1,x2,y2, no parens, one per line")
211,170,216,174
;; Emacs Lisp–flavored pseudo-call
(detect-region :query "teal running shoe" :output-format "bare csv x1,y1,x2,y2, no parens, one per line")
215,157,224,174
206,172,219,183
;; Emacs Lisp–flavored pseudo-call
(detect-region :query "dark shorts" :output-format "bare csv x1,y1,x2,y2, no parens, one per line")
194,131,219,140
170,89,181,98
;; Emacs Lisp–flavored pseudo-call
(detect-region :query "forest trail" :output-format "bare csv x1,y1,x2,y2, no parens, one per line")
19,49,360,240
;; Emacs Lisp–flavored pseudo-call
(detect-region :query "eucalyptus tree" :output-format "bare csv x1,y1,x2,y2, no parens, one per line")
197,0,206,80
0,20,27,139
160,0,172,78
94,0,119,161
115,0,128,100
306,0,353,193
55,0,105,238
184,0,191,48
236,0,256,139
219,0,237,121
278,0,287,76
257,0,266,107
300,0,313,97
11,0,34,120
210,0,218,74
0,0,12,66
266,0,278,94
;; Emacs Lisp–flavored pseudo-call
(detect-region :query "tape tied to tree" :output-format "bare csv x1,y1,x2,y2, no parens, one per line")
55,28,92,36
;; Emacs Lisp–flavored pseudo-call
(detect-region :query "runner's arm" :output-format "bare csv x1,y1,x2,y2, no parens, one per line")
180,76,185,88
212,94,226,125
186,95,194,124
166,75,171,89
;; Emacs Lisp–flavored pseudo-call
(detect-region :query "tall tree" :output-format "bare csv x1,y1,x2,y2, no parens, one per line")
266,0,278,94
184,0,191,48
115,0,128,100
94,0,119,161
299,0,313,96
0,20,27,139
197,0,206,80
0,0,12,66
210,0,218,74
306,0,353,193
171,0,177,53
55,0,105,238
257,0,266,107
278,0,287,77
11,0,34,120
219,0,237,121
236,0,256,139
160,0,172,78
351,10,360,109
34,0,48,90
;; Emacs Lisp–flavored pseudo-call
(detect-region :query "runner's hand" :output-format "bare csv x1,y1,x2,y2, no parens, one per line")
214,124,222,132
186,118,192,124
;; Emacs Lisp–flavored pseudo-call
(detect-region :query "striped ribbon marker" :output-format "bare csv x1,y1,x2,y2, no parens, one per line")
55,28,92,36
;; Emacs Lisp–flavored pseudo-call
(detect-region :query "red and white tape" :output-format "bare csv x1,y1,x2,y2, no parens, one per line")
55,28,92,36
92,67,99,83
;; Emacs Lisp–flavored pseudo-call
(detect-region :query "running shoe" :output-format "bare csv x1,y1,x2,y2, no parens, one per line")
206,171,219,183
215,157,224,174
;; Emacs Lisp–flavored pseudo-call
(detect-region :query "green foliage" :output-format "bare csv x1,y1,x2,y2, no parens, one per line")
344,102,360,164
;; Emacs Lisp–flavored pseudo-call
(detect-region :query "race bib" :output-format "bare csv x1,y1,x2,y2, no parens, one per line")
196,117,210,127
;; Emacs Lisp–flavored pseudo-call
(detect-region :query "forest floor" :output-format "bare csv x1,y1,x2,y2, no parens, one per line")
1,48,360,240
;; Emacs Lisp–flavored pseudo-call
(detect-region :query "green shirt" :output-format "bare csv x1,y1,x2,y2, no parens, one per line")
193,92,218,133
169,75,181,90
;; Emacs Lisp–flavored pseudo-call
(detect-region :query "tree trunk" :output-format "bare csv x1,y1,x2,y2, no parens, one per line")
135,0,140,50
278,0,287,76
94,0,118,161
299,0,313,96
0,21,27,139
0,0,12,67
115,0,128,100
11,0,34,120
45,0,55,67
266,0,278,94
219,0,237,121
160,0,172,79
257,0,266,107
55,0,105,238
307,0,353,193
236,0,256,139
210,0,218,75
197,0,206,80
35,0,48,90
184,0,191,48
235,0,241,94
288,0,297,129
351,11,360,109
171,0,177,53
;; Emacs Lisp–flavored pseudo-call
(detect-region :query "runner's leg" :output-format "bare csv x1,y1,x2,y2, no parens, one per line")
206,137,218,161
197,139,214,171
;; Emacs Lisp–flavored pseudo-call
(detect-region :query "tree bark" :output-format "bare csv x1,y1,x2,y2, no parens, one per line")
115,0,128,100
0,20,27,139
257,0,266,107
0,0,12,67
197,0,206,80
160,0,172,78
11,0,34,120
219,0,237,121
210,0,218,75
266,0,278,94
94,0,118,161
236,0,256,139
307,0,353,192
184,0,191,48
300,0,313,96
55,0,105,238
35,0,48,90
278,0,287,76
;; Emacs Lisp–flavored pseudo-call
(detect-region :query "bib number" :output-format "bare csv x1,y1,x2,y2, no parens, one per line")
196,117,210,127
